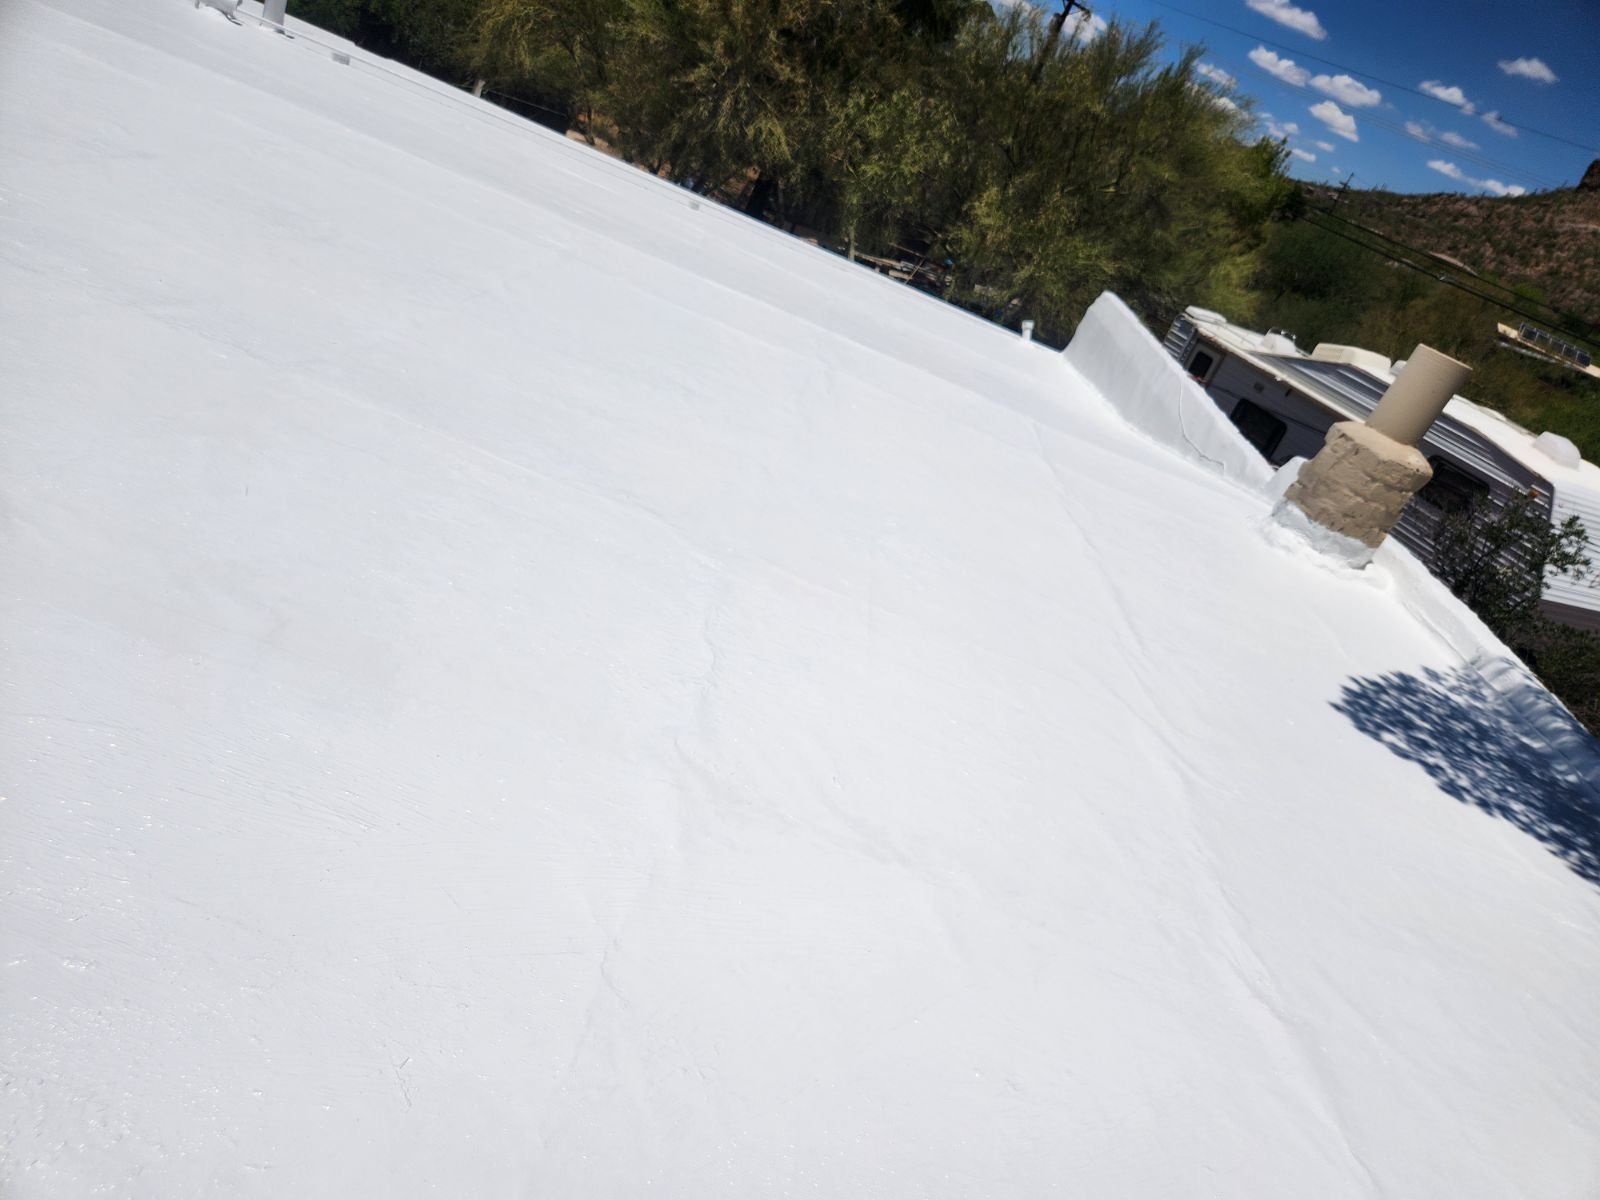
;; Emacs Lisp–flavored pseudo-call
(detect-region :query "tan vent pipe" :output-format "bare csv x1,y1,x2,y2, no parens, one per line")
1280,342,1471,556
1367,345,1472,446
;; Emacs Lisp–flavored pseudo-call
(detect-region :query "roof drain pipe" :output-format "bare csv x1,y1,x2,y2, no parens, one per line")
1271,344,1472,567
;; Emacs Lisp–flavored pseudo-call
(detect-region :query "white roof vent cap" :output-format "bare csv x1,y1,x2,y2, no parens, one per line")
1534,431,1582,469
1311,343,1392,375
1261,331,1298,354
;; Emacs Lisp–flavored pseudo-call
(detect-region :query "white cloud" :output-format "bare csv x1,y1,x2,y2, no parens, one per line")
1263,116,1300,140
1427,159,1527,197
1314,139,1335,152
1205,91,1242,113
994,0,1106,38
1290,147,1317,162
1245,0,1327,41
1480,178,1527,197
1480,110,1518,137
1064,9,1108,42
1406,120,1480,151
1309,99,1359,141
1498,56,1557,84
1310,73,1381,107
1249,46,1310,87
1195,62,1237,89
1419,80,1476,114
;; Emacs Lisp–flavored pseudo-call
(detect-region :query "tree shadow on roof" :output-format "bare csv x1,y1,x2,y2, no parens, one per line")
1332,665,1600,885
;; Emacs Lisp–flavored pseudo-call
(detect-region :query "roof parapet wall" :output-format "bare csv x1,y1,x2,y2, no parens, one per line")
1062,294,1271,491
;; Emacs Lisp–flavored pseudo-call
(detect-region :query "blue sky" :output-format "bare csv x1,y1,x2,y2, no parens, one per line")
1060,0,1599,195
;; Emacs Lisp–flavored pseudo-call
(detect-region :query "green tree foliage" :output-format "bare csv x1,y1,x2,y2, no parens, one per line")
291,0,1294,341
1516,619,1600,733
1433,492,1591,629
288,0,479,77
922,12,1292,338
1431,491,1600,735
1257,217,1375,305
607,0,815,196
464,0,624,137
441,0,1292,337
819,81,960,259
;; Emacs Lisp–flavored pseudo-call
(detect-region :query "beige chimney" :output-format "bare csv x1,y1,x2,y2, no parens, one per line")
1281,344,1471,555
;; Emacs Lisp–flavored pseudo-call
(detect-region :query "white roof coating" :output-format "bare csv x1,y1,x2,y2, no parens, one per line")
4,2,1600,1197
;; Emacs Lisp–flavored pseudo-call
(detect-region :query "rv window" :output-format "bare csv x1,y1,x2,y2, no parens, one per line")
1228,398,1286,460
1417,458,1489,514
1187,349,1216,381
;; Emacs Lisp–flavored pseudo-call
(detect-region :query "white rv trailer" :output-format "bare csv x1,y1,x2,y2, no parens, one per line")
1165,306,1600,633
1496,321,1600,381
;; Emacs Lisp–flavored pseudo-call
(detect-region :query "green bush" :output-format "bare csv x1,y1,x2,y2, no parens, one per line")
1432,491,1600,735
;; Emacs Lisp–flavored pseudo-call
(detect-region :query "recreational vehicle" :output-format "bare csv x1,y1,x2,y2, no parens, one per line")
1165,306,1600,633
1495,321,1600,381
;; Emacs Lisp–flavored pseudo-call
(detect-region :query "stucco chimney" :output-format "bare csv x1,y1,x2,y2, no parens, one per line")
1278,344,1471,560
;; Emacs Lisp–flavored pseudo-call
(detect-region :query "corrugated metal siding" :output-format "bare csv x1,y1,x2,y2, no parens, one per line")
1543,598,1600,635
1163,316,1197,361
1546,486,1600,613
1258,355,1537,494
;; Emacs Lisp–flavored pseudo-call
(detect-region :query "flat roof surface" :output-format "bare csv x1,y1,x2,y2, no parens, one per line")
4,2,1600,1196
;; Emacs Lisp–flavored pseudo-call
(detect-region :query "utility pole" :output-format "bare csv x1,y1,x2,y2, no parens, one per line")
1333,171,1355,211
1031,0,1089,84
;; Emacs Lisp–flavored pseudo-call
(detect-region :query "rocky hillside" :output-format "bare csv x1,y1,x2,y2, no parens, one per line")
1307,163,1600,333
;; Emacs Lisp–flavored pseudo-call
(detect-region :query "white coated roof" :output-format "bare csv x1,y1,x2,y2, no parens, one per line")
4,3,1600,1197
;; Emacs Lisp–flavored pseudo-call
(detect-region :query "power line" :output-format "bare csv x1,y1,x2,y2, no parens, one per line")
1296,212,1598,351
1226,52,1565,192
479,87,571,123
1310,205,1598,337
1142,0,1600,155
1302,211,1596,350
1354,110,1563,191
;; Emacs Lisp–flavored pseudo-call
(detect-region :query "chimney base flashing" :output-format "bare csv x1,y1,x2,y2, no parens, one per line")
1269,490,1378,569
